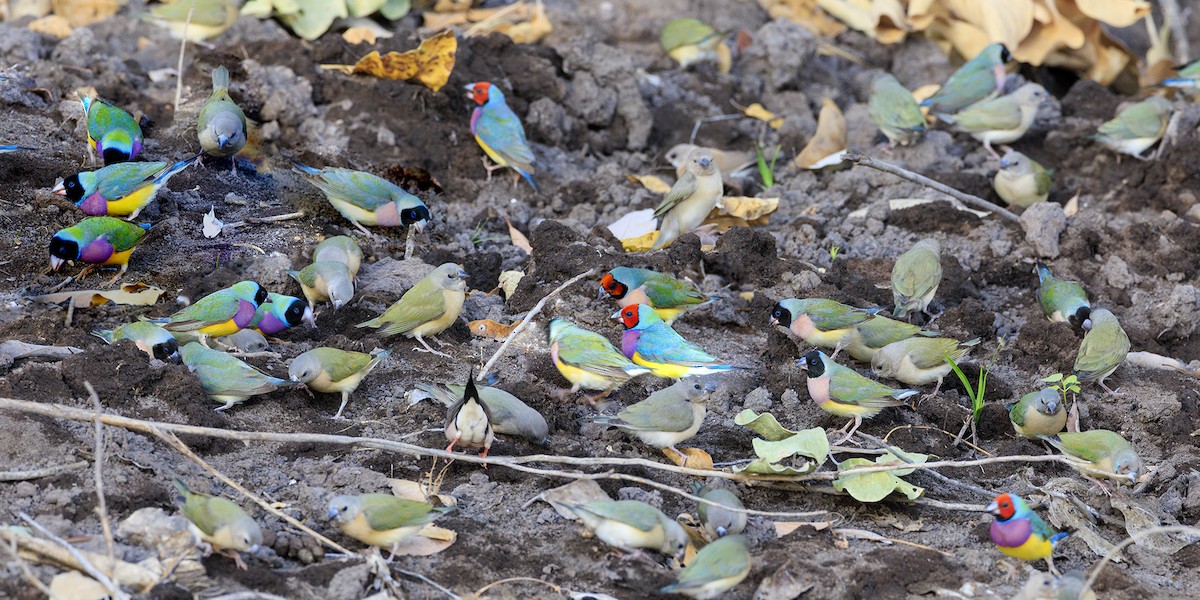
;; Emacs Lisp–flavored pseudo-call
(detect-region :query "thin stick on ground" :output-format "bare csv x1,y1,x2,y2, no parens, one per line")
86,382,116,569
393,565,461,599
858,432,995,499
842,152,1020,223
0,537,59,600
19,512,125,600
1083,525,1200,595
478,268,596,378
173,0,196,113
0,461,88,481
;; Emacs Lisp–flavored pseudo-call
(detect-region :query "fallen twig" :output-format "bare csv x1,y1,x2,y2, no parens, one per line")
478,268,596,379
1083,525,1200,595
842,152,1020,223
1,528,158,593
0,461,88,482
172,0,195,114
18,513,126,599
87,382,117,568
1,535,58,599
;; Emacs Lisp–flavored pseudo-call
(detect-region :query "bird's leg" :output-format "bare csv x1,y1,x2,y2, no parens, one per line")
984,140,1001,161
225,548,249,570
481,156,502,181
349,219,376,239
101,265,125,288
413,335,452,359
668,446,689,468
1099,378,1120,396
1045,555,1061,577
829,339,847,361
445,435,459,454
333,392,350,419
386,544,399,563
511,170,520,190
830,417,863,446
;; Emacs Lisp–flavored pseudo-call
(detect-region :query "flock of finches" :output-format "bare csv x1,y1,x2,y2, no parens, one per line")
6,27,1193,597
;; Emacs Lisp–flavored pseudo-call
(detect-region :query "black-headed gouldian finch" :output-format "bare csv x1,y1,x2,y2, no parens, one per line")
289,260,355,310
994,150,1051,208
155,280,268,339
49,217,150,283
600,267,709,325
1036,263,1091,329
1041,430,1143,484
799,349,916,444
868,73,926,147
987,493,1067,571
312,235,362,278
54,158,195,219
565,500,688,561
547,317,650,403
198,65,247,159
922,43,1011,118
693,483,746,539
288,348,389,418
82,96,143,165
93,321,179,363
770,298,877,350
465,81,539,191
617,304,735,378
356,263,468,357
250,293,313,336
293,162,431,237
1093,96,1173,159
951,83,1048,158
591,377,713,456
181,342,295,410
651,148,722,251
660,18,726,69
1008,388,1066,438
414,382,548,445
1073,308,1129,393
174,479,262,570
870,336,972,393
660,534,751,599
327,493,454,557
892,238,942,320
444,372,495,458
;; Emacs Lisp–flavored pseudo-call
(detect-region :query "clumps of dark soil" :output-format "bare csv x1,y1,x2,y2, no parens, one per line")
705,226,783,286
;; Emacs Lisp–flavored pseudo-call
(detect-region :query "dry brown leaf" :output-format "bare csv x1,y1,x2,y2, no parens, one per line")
870,0,910,44
389,525,456,556
427,1,552,45
468,319,522,339
720,196,780,221
504,215,532,254
662,447,714,470
342,25,379,45
27,14,72,38
30,283,164,307
774,520,830,537
794,98,847,169
434,0,471,11
626,174,673,194
1075,0,1149,27
322,29,457,92
758,0,848,36
816,0,874,33
740,102,784,129
49,570,108,600
540,479,612,520
621,231,658,253
6,0,53,20
387,478,457,506
52,0,124,27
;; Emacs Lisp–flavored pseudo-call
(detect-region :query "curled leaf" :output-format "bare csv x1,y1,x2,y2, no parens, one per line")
734,410,829,476
203,206,223,238
794,98,846,169
740,102,784,129
468,319,522,339
322,29,457,92
662,447,714,470
497,270,524,298
626,174,673,194
719,196,779,221
832,451,927,502
504,215,532,254
734,409,798,441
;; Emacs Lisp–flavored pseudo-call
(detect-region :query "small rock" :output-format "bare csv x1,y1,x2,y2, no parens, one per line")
1020,202,1066,258
743,387,773,413
616,486,663,508
326,563,372,600
1101,255,1135,289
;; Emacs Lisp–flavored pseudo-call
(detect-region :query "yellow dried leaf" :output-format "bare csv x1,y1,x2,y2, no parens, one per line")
387,478,457,506
504,215,532,254
720,196,780,221
662,447,714,470
322,29,457,92
487,1,552,44
1074,0,1150,28
816,0,874,34
621,231,659,253
52,0,124,27
626,174,673,194
498,270,524,298
741,103,784,129
794,98,846,169
943,0,1034,50
871,0,910,44
49,570,108,600
342,25,379,45
389,525,456,556
421,11,468,29
716,43,732,74
27,14,72,38
774,520,830,537
434,0,470,11
757,0,848,36
30,283,164,307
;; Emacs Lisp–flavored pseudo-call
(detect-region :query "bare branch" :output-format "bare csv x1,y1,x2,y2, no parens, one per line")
478,268,596,379
842,152,1020,223
0,461,88,482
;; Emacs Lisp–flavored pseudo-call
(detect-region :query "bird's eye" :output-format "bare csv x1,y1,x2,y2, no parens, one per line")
772,308,783,319
448,272,458,279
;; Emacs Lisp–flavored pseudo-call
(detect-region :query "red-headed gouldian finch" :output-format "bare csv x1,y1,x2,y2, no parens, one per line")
49,216,150,283
93,321,180,363
799,349,916,444
355,263,468,357
1008,388,1066,438
289,260,355,310
547,317,651,403
840,314,926,363
600,267,709,324
565,500,688,561
892,238,942,320
312,235,362,278
651,148,722,251
1036,263,1091,330
250,293,313,336
414,382,548,445
465,81,539,191
987,493,1067,571
870,336,972,393
82,96,143,165
1041,430,1143,484
293,162,431,237
951,83,1048,158
54,158,196,219
660,534,751,599
1093,96,1173,159
592,377,713,456
181,342,296,410
288,348,389,418
1073,308,1129,393
145,0,237,42
174,479,262,570
660,18,726,69
444,372,495,458
994,150,1051,208
869,73,927,147
198,65,247,158
693,483,746,539
327,493,454,557
156,280,268,339
617,304,735,378
922,43,1011,118
769,298,878,350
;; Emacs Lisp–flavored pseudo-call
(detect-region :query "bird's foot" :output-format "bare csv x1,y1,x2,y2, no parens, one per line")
226,548,249,570
413,345,452,359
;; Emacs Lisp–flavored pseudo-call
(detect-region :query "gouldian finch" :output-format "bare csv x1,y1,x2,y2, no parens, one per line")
651,148,722,251
868,73,926,147
840,314,925,363
987,493,1067,567
92,321,179,363
174,479,262,570
327,494,453,555
591,377,713,456
250,293,313,336
355,263,468,357
54,158,195,219
288,260,355,310
465,82,539,191
799,349,916,443
146,0,238,41
693,483,746,539
665,144,755,180
156,280,268,339
1042,430,1143,484
660,18,725,69
616,304,735,378
1093,96,1173,159
198,65,247,158
600,267,709,324
49,217,150,281
293,162,431,236
1073,308,1129,393
769,298,877,350
1036,263,1091,329
1008,388,1066,438
922,43,1011,118
312,235,362,278
1013,570,1096,600
1159,58,1200,90
219,328,268,353
81,96,143,165
414,382,549,445
994,150,1051,208
660,534,751,599
289,348,388,418
565,500,688,560
0,145,34,153
892,238,942,319
181,342,295,410
951,83,1048,158
870,336,972,390
547,317,650,402
444,372,495,458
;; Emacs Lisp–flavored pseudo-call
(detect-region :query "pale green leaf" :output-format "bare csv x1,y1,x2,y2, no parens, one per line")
733,458,817,476
241,0,275,17
750,430,829,466
380,0,410,19
281,0,349,40
833,454,925,503
346,0,388,17
1041,373,1065,383
734,409,798,441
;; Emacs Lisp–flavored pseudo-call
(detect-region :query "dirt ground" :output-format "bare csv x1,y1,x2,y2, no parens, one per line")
2,1,1200,598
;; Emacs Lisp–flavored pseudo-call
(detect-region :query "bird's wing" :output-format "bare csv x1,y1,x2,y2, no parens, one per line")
653,171,697,219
